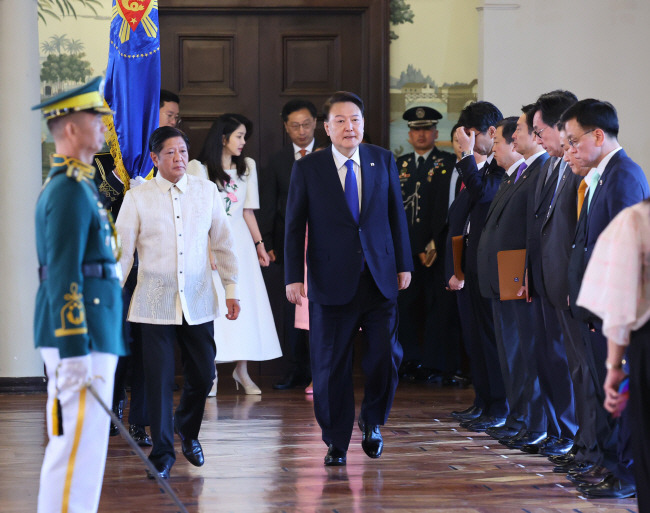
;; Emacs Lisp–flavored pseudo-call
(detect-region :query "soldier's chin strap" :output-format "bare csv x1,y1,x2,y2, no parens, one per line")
85,380,189,513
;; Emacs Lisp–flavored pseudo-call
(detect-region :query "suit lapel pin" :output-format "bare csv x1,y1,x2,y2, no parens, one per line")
370,163,375,166
599,179,603,185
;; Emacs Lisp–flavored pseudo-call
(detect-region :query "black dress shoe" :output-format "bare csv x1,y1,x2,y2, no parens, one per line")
109,397,125,436
520,435,555,454
578,474,636,499
451,405,482,421
498,427,527,446
412,366,442,383
464,416,506,432
539,438,573,457
181,439,204,467
272,372,311,390
146,463,171,480
129,424,153,447
566,465,608,485
507,431,546,450
398,360,422,380
485,425,519,440
553,460,591,474
324,444,347,466
459,414,489,429
442,374,471,387
358,420,383,458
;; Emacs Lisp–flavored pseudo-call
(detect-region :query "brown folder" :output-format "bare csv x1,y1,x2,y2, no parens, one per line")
497,249,526,301
451,235,464,281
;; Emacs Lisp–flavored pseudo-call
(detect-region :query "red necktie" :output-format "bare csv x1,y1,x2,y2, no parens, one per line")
299,149,307,158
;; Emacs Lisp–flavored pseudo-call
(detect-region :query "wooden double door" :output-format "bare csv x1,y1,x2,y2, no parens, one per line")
159,0,389,165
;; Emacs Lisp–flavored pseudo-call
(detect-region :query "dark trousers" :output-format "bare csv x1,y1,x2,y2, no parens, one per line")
455,286,483,410
464,271,507,419
492,298,545,433
629,323,650,508
557,307,598,462
140,319,216,469
309,269,402,451
580,324,619,470
112,265,147,425
532,296,577,440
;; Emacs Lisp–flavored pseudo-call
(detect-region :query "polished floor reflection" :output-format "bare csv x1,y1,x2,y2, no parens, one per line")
0,379,638,512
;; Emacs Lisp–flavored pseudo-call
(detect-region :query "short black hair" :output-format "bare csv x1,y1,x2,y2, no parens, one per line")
160,89,180,109
281,99,317,122
496,116,519,144
457,101,503,133
559,98,619,138
534,90,577,128
323,91,364,119
149,126,189,154
521,104,536,133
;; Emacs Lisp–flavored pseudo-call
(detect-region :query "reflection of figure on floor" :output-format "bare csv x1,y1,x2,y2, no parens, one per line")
187,114,282,396
232,395,263,420
294,231,314,394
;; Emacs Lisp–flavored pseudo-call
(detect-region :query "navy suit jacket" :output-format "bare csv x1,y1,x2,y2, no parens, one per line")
477,153,547,299
284,144,413,305
455,156,506,275
568,148,650,317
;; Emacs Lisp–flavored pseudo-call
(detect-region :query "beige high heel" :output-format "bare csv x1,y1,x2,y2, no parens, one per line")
232,368,261,395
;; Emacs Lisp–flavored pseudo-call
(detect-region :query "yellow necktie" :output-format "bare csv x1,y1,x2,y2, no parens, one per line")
577,179,588,220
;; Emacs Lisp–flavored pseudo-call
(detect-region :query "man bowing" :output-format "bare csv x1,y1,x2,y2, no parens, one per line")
284,91,412,466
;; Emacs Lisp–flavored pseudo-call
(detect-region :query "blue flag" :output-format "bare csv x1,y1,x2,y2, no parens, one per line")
104,0,160,183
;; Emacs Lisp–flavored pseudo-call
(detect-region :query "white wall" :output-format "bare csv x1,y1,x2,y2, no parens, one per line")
478,0,650,171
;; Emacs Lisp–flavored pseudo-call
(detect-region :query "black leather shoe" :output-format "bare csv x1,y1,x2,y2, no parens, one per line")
272,372,311,390
507,431,546,450
324,444,347,466
567,465,608,485
413,366,442,383
146,463,171,480
180,439,204,467
520,435,555,454
358,419,383,458
485,425,519,440
553,460,591,474
578,475,636,499
451,405,482,421
442,374,471,387
129,424,153,447
548,446,577,465
465,416,506,432
498,427,527,446
539,438,573,457
109,398,125,436
398,360,422,380
459,413,489,429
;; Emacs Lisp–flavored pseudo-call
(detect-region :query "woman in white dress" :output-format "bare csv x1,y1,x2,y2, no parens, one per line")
187,114,282,394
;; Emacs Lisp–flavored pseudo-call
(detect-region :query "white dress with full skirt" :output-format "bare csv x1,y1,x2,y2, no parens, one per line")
186,158,282,362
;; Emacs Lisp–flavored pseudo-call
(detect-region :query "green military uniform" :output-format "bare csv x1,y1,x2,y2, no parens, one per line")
34,154,127,358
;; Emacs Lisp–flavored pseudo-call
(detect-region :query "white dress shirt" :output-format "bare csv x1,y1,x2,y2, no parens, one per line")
293,139,316,161
332,145,362,211
116,173,239,325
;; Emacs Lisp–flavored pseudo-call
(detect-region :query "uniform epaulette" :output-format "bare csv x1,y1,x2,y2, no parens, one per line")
50,154,96,183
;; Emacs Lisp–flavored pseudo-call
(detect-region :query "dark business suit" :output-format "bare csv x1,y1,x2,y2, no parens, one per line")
258,143,321,381
455,155,508,421
285,144,413,450
396,148,460,372
533,158,583,448
569,148,649,472
477,156,546,434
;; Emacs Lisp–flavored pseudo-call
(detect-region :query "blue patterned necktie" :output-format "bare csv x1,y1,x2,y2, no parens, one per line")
344,159,359,223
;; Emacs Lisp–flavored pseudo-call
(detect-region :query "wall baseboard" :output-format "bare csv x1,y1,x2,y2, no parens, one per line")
0,377,47,394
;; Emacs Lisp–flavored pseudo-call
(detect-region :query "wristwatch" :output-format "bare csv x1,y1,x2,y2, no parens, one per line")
605,359,625,370
461,150,473,159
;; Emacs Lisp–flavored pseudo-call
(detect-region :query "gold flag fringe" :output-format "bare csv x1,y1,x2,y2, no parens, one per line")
102,101,130,193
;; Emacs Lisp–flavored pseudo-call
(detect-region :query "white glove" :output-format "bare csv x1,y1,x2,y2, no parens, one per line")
57,354,92,392
129,176,147,189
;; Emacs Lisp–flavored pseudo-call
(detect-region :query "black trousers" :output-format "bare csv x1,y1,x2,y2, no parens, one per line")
140,318,215,469
492,298,545,433
464,271,507,419
309,269,402,451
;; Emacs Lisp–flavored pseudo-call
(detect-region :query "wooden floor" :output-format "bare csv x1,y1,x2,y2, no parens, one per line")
0,378,639,513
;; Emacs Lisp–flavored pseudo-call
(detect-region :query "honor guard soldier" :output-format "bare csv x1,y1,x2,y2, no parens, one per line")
32,76,127,513
396,106,460,383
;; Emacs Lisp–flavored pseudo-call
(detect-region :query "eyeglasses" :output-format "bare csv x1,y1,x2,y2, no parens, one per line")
163,112,181,124
287,120,315,131
532,126,547,139
567,129,595,149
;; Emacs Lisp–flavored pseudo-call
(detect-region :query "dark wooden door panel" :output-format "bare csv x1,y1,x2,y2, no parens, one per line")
159,13,260,159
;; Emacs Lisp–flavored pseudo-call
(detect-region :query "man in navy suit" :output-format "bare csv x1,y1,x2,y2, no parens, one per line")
563,99,649,498
284,91,413,466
